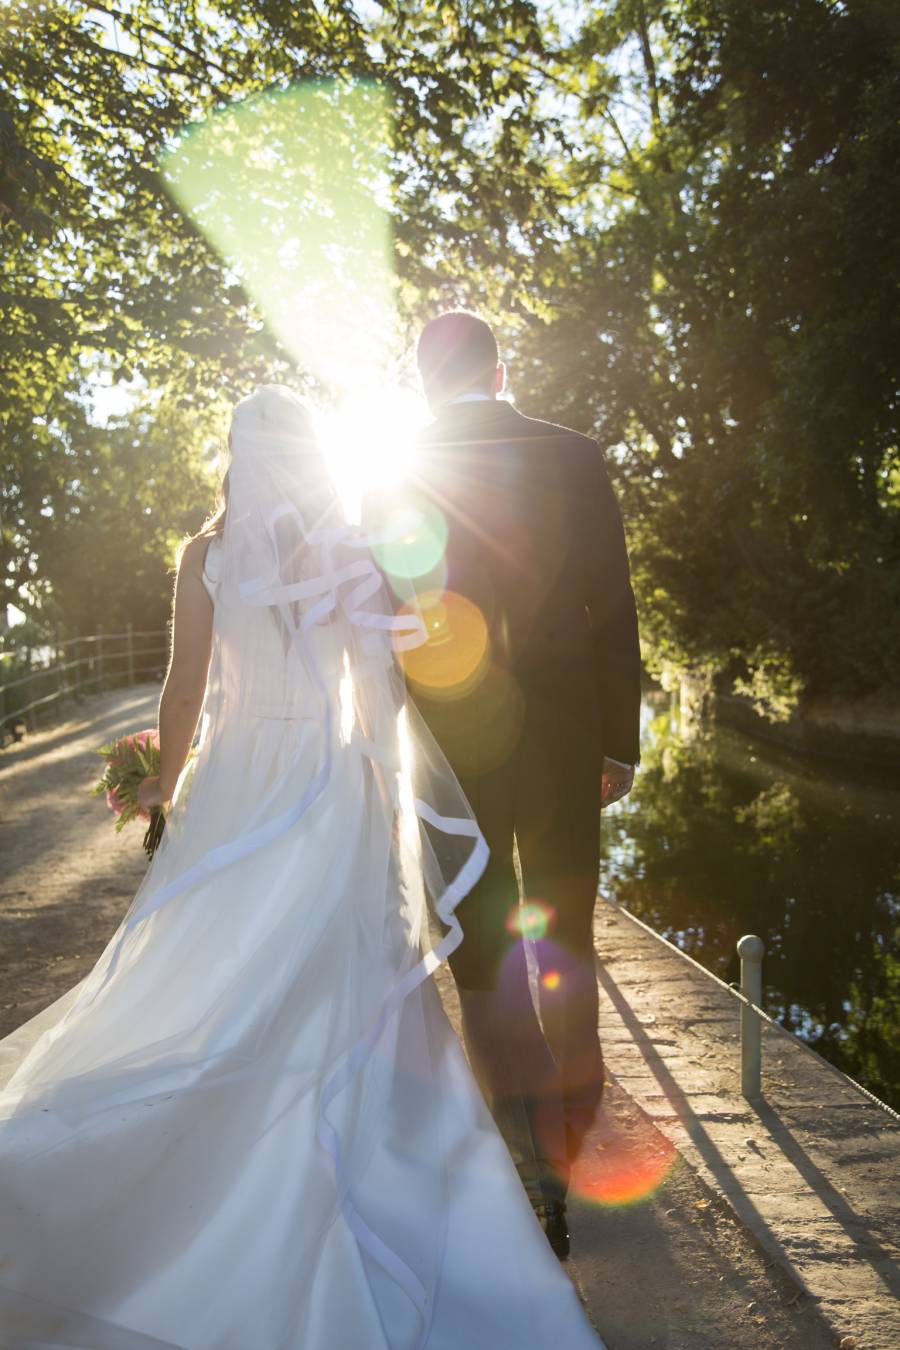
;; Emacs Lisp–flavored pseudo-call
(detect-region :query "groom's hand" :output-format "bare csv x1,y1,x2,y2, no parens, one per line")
601,758,635,808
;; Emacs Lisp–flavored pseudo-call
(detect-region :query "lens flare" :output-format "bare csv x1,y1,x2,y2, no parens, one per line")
388,556,449,611
161,80,395,390
569,1130,677,1209
412,663,525,774
506,900,556,941
373,500,448,581
400,591,490,699
541,970,562,991
317,392,426,521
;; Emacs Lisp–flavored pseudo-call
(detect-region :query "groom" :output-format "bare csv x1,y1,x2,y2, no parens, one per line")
375,312,641,1258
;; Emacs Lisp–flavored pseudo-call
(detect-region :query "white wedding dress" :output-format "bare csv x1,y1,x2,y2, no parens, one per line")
0,388,604,1350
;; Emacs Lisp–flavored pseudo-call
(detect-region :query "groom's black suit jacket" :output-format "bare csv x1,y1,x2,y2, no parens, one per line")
404,398,641,766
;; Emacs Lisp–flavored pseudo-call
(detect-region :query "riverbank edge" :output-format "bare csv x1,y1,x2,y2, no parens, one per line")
640,668,900,770
593,898,900,1350
715,691,900,771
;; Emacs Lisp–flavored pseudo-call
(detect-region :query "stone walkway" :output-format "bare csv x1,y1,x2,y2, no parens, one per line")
3,686,889,1347
593,901,900,1350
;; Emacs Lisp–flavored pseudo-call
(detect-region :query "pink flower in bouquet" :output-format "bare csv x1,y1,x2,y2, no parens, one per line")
127,731,157,752
93,728,163,831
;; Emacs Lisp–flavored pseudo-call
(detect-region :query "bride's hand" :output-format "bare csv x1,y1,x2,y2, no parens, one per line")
601,758,635,808
137,776,166,811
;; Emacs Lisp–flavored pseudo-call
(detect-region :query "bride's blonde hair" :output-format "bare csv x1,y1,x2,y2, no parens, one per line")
195,464,230,539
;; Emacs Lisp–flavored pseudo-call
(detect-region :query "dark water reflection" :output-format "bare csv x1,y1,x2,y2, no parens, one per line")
599,691,900,1109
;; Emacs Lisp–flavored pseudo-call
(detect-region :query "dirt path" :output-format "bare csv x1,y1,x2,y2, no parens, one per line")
1,686,836,1349
0,684,159,1037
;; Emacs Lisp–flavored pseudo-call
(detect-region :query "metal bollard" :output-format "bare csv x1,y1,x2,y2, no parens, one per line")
737,934,765,1099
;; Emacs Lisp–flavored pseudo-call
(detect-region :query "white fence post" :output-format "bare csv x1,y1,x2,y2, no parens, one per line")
737,934,765,1099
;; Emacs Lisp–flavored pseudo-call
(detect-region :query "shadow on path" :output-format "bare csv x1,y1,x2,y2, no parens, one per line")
1,688,159,773
749,1097,900,1298
593,953,899,1303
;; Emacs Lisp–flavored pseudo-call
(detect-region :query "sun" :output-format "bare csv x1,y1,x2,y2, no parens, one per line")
317,388,428,524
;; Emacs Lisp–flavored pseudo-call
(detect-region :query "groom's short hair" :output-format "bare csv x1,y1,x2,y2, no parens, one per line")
417,311,499,402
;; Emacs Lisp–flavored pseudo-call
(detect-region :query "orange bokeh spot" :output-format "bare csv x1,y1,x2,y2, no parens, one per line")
542,970,562,991
569,1131,676,1209
399,590,490,699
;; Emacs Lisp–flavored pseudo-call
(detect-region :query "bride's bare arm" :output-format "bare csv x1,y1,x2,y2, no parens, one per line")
140,537,214,806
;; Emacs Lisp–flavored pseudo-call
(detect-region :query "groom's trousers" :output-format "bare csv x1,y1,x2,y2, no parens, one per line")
418,660,605,1206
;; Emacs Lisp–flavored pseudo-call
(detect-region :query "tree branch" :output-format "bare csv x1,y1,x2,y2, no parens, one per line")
73,28,197,80
598,102,638,168
635,0,662,133
85,3,231,80
633,402,681,468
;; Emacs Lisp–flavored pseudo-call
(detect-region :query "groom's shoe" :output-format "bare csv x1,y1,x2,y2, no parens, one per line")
532,1200,570,1261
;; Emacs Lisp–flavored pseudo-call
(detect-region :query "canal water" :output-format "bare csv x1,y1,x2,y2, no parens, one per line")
599,691,900,1110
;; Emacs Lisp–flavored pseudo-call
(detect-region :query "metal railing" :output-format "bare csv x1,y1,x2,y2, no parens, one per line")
0,626,169,740
737,934,765,1098
611,898,900,1121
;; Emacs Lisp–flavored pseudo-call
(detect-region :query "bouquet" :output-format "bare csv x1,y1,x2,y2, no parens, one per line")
93,729,166,857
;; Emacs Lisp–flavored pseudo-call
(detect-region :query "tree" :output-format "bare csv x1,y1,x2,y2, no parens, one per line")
515,0,900,714
1,0,555,630
29,396,226,638
2,0,897,720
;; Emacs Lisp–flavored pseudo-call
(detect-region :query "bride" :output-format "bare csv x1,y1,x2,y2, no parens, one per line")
0,385,604,1350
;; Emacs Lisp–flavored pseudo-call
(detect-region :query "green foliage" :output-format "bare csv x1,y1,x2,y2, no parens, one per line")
1,0,552,634
29,395,226,637
734,782,802,853
840,949,900,1111
732,649,804,724
514,0,900,712
1,0,897,717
